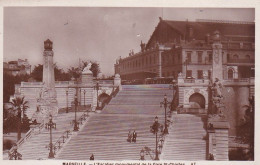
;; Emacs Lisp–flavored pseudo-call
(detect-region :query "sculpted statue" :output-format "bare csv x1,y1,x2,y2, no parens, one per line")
82,63,92,74
212,78,223,98
210,78,226,119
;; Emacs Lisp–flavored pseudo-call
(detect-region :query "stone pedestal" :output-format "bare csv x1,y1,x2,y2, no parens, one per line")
208,119,230,160
82,73,93,85
114,74,122,90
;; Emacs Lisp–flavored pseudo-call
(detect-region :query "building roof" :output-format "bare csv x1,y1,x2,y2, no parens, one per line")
164,19,255,40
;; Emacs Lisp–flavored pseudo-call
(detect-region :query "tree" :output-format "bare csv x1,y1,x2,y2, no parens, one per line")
10,96,29,141
30,64,43,81
3,73,30,103
237,96,254,160
31,64,70,81
82,61,100,77
67,66,81,79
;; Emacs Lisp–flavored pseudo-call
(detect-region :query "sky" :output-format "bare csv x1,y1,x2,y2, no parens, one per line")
3,7,254,76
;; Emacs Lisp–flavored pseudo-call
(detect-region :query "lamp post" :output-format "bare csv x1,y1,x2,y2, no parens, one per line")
66,89,69,113
95,81,100,109
73,95,79,131
83,90,86,107
47,115,56,158
160,94,171,134
140,148,145,160
150,116,160,160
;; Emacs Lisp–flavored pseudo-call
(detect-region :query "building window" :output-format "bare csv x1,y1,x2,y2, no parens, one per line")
207,51,212,62
178,54,181,63
186,52,191,63
172,55,175,64
228,68,234,79
246,55,250,59
197,70,203,79
197,52,202,63
227,53,230,61
233,54,239,59
187,70,192,78
208,70,211,79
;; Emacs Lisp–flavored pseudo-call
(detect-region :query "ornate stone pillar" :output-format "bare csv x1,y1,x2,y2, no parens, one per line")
212,31,223,81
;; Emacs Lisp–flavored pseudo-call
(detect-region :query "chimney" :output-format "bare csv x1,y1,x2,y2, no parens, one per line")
205,33,210,44
140,41,146,52
188,27,193,41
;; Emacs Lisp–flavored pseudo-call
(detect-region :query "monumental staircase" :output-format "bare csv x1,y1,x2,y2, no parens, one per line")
56,84,173,160
5,111,86,160
161,114,207,160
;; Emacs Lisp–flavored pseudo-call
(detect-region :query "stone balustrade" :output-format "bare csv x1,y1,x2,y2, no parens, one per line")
207,120,230,160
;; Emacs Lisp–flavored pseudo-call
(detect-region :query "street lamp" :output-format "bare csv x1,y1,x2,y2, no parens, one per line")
83,90,86,107
47,114,56,158
150,116,160,160
140,148,145,160
66,89,69,113
95,81,100,109
73,95,79,131
160,94,171,134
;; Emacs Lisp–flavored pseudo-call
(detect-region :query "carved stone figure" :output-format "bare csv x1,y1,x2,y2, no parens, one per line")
210,78,227,119
82,63,92,74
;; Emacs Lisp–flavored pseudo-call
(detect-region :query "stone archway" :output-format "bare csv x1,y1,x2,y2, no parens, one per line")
183,88,208,109
189,93,205,108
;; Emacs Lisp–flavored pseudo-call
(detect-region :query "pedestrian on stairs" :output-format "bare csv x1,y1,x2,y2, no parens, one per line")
132,130,137,143
90,154,94,160
127,130,132,143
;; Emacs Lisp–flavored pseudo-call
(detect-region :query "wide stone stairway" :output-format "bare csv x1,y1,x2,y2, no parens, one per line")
161,114,207,160
57,84,173,160
15,111,85,160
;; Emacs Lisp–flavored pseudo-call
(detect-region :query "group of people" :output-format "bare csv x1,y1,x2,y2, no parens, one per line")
127,130,137,143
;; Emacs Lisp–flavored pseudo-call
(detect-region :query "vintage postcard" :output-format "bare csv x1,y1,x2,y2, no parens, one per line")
0,1,259,165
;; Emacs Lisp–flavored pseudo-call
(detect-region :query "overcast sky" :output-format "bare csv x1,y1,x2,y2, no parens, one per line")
4,7,254,75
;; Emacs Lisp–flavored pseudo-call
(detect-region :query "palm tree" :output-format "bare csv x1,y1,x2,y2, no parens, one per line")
10,96,29,141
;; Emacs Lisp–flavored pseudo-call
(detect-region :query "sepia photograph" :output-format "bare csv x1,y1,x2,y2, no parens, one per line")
1,3,256,163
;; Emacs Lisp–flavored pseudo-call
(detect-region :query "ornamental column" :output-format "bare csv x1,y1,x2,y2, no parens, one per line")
212,31,223,81
43,39,57,99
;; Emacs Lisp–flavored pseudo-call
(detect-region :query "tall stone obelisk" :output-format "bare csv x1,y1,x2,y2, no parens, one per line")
43,39,56,99
40,39,58,117
209,31,230,160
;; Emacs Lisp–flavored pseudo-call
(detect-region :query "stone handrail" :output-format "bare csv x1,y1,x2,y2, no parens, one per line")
53,130,72,155
227,59,255,63
94,80,114,85
8,122,44,158
100,86,120,109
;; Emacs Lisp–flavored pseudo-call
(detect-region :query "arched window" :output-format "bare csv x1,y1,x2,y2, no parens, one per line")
233,54,239,59
228,68,234,79
246,55,250,59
